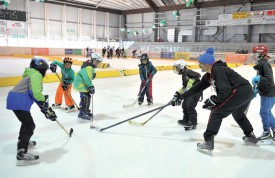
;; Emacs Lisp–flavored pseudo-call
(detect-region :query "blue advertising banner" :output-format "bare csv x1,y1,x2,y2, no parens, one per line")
65,49,73,55
161,52,175,59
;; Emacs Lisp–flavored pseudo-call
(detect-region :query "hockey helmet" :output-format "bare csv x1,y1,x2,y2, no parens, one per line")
90,52,103,68
173,59,186,74
140,53,149,64
252,45,268,56
63,57,73,64
30,57,49,77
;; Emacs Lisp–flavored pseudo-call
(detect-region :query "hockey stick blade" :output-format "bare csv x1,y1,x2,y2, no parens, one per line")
128,102,168,127
69,128,73,137
128,120,144,126
123,99,138,108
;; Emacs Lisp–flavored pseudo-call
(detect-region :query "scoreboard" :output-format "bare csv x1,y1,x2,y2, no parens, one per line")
0,9,26,22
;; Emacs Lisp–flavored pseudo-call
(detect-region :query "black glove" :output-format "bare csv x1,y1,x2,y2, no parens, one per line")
202,95,218,110
170,92,183,106
50,63,57,73
37,95,49,110
88,86,95,94
41,107,57,121
62,82,69,90
93,73,96,79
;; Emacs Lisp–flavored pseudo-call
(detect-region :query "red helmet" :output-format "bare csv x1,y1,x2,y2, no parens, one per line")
252,45,268,55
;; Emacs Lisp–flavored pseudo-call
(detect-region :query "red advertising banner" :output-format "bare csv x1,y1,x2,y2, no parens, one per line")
31,48,49,55
225,54,248,63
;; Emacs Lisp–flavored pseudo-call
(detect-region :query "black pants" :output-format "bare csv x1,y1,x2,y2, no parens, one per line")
204,85,254,141
182,92,201,124
13,110,35,151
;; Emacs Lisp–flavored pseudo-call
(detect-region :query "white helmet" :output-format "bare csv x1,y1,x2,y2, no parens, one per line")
173,59,186,74
91,52,103,68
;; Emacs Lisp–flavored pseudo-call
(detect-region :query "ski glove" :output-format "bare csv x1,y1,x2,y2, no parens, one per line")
142,80,148,86
88,86,95,94
62,82,69,90
37,95,49,110
148,74,153,80
253,85,259,98
171,91,183,106
41,107,57,121
252,75,260,85
203,95,218,110
50,63,57,73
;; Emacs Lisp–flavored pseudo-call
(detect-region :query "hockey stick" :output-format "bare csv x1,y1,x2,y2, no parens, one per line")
54,72,80,110
90,94,96,129
128,102,169,126
40,105,74,137
56,120,74,137
123,80,149,108
94,102,171,132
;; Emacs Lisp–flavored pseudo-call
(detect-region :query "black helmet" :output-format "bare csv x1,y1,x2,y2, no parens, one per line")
30,57,49,77
140,53,149,63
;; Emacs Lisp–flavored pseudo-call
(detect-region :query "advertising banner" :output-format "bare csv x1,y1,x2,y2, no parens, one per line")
65,49,73,55
148,51,161,59
161,52,175,59
175,52,190,60
225,54,248,63
7,21,25,29
65,49,82,55
31,48,49,55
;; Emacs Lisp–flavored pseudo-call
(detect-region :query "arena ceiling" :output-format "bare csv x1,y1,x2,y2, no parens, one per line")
44,0,275,14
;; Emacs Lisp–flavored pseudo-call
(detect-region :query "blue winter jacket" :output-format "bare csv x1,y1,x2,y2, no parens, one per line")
6,68,45,112
139,61,157,81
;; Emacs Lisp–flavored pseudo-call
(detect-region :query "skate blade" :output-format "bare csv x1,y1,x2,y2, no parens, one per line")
197,147,213,156
16,159,39,166
257,139,273,145
78,118,91,123
65,109,76,113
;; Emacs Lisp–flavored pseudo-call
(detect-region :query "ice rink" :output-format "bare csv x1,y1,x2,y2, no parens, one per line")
0,57,275,178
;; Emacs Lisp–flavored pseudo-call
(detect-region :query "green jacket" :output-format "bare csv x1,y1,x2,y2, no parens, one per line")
7,68,45,111
52,61,75,84
73,66,95,92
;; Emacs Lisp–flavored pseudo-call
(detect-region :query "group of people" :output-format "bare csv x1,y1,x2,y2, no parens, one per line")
6,52,103,166
102,46,126,59
170,47,275,155
6,46,275,165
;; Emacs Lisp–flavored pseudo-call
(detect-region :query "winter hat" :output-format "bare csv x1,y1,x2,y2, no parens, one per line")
198,47,215,65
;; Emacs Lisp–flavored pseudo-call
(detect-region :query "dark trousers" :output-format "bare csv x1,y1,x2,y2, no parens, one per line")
139,80,153,102
182,93,201,124
204,85,254,141
13,110,35,151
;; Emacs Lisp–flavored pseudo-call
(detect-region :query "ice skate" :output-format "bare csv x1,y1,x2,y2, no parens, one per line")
86,109,93,117
16,149,39,166
147,99,153,107
28,141,36,149
271,128,275,141
78,110,91,122
243,132,258,144
65,105,76,113
257,131,273,145
177,119,188,126
183,121,197,131
138,97,144,105
52,103,61,108
197,136,214,156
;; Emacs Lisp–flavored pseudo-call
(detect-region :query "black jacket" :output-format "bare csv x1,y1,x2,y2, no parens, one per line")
181,68,201,88
182,60,251,104
253,57,275,97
